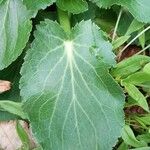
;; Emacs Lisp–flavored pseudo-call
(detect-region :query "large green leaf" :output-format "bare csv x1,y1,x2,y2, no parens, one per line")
20,20,124,150
92,0,150,23
0,0,32,70
56,0,88,14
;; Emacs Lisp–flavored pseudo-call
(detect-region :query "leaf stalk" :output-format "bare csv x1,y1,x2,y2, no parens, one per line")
57,8,71,33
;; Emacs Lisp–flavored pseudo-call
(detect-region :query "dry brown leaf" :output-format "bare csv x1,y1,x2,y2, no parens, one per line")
0,80,11,93
0,121,36,150
0,121,21,150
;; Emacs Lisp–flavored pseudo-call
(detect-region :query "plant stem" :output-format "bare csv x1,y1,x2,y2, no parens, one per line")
118,25,150,57
136,44,150,55
57,8,71,33
112,9,123,42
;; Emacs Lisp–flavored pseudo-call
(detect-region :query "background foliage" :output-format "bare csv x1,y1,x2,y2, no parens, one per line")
0,0,150,150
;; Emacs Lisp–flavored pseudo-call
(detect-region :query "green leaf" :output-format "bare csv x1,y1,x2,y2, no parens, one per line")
125,19,145,35
123,83,149,112
122,72,150,85
0,101,27,119
16,121,30,150
139,27,146,49
135,115,150,126
92,0,150,23
23,0,56,16
72,2,97,24
137,133,150,144
20,20,124,150
0,111,19,121
117,142,128,150
143,63,150,74
111,55,150,79
56,0,88,14
122,125,147,148
0,0,32,70
117,11,133,36
134,118,147,129
112,36,130,50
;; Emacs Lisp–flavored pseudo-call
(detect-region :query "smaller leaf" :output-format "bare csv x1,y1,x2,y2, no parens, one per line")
140,82,150,89
112,36,130,50
122,125,147,148
117,142,128,150
135,115,150,126
141,81,150,95
111,55,150,79
122,72,150,85
137,133,150,144
139,27,145,49
123,83,149,112
16,121,30,150
0,101,27,119
126,19,145,35
143,63,150,74
126,96,138,107
134,117,147,129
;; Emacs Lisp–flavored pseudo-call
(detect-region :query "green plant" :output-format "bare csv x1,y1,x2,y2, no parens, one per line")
0,0,150,150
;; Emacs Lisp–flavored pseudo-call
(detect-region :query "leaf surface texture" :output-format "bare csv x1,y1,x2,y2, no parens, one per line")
20,20,124,150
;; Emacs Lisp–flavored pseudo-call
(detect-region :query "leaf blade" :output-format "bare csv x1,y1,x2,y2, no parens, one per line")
122,125,147,148
112,36,130,50
123,83,149,112
20,20,125,150
111,55,150,79
0,0,32,70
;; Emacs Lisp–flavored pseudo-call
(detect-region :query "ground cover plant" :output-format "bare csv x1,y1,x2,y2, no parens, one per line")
0,0,150,150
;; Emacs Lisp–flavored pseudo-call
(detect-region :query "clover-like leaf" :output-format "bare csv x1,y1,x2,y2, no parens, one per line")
0,0,32,70
92,0,150,23
20,20,124,150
